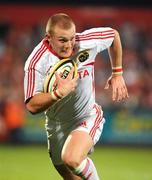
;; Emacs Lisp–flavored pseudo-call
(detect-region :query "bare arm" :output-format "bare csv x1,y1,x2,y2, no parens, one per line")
26,92,57,114
108,30,122,68
26,68,78,114
105,29,129,101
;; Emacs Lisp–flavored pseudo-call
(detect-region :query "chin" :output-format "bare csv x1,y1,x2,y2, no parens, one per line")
61,52,72,59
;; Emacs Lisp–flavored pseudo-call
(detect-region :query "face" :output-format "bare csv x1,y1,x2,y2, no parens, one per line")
48,24,76,58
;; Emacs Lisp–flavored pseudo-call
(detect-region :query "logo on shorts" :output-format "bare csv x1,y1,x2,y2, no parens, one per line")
79,121,87,127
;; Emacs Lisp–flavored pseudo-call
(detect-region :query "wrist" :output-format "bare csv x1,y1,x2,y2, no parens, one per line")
112,66,123,76
51,89,62,101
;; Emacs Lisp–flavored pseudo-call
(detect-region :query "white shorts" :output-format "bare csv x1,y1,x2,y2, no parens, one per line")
46,104,105,165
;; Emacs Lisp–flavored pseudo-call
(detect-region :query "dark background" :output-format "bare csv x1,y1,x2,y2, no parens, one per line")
0,0,152,6
0,2,152,145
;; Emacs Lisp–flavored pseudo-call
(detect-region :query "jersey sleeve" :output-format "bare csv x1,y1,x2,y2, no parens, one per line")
76,27,115,52
24,40,48,103
24,66,45,103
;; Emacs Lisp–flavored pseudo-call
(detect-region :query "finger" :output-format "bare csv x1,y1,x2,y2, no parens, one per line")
104,82,109,89
66,67,74,80
118,86,125,101
55,71,60,81
124,86,129,98
121,87,127,100
105,77,112,90
104,80,110,90
73,74,79,81
71,77,78,87
118,86,129,101
122,86,129,99
112,87,117,101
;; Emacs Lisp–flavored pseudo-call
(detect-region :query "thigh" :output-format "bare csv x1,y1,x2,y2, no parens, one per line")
62,130,94,162
62,104,105,161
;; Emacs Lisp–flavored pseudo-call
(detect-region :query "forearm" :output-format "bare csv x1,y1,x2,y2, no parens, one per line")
108,30,123,69
26,92,57,114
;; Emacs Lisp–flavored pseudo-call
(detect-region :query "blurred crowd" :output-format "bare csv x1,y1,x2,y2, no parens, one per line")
0,13,152,142
95,22,152,110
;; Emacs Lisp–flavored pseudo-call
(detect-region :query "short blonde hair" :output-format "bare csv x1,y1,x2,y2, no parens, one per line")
46,13,75,34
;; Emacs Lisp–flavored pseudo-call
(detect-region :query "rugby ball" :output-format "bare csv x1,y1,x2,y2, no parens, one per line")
43,58,77,93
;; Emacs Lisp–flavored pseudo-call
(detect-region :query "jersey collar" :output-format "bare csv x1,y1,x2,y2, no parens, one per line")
42,39,63,59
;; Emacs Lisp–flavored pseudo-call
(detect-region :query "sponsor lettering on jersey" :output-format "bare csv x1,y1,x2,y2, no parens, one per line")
78,69,89,79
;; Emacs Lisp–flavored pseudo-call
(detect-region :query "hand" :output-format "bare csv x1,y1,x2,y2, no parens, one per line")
104,75,129,102
55,67,79,98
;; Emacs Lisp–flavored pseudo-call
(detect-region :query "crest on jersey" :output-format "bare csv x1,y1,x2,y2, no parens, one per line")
77,49,90,62
72,49,90,64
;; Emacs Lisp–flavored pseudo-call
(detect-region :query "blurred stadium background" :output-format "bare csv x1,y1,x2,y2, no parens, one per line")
0,1,152,180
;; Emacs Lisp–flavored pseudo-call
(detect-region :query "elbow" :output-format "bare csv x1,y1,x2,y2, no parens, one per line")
113,29,120,39
113,29,119,35
26,103,39,115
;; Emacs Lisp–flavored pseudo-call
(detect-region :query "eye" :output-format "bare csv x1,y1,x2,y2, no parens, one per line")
59,40,65,43
59,38,68,43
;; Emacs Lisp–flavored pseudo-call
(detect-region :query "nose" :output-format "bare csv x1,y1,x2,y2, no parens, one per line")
65,40,73,49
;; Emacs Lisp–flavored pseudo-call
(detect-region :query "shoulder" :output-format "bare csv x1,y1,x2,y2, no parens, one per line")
24,40,49,71
76,27,114,37
76,27,115,44
75,27,115,51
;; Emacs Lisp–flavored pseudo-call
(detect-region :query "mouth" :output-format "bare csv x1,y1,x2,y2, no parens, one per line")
61,49,73,56
62,48,72,52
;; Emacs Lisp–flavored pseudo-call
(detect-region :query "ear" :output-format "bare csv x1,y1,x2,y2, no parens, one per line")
45,33,51,41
